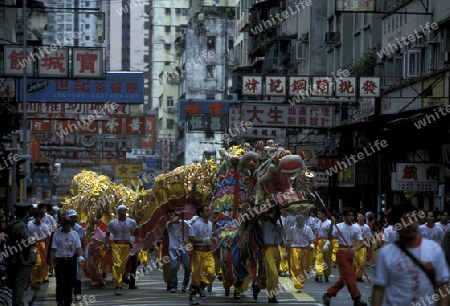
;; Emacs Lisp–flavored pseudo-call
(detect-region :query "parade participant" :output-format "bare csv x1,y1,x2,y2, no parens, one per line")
322,207,367,306
253,209,284,303
285,215,315,292
353,212,372,282
315,208,332,283
382,210,397,246
105,204,138,295
419,211,444,244
27,208,50,291
66,209,86,301
7,202,36,306
437,210,450,232
278,208,289,277
166,209,191,293
371,202,450,306
38,202,56,278
188,205,216,305
51,216,84,306
330,213,340,268
306,209,318,272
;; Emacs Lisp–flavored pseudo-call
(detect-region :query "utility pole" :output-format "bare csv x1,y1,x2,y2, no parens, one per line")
22,0,28,202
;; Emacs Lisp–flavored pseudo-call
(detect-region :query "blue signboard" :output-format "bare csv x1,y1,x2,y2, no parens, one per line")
18,72,144,103
178,100,235,122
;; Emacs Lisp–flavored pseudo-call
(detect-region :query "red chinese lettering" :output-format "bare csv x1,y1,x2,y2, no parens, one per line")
7,50,27,70
310,107,319,116
298,107,307,116
246,106,264,123
287,116,296,125
309,117,319,125
268,79,284,93
288,106,296,115
298,117,307,125
244,78,260,93
320,117,330,126
208,102,223,115
54,79,70,92
74,80,90,92
76,52,98,74
184,102,200,117
402,165,417,181
362,80,378,95
126,82,138,93
291,79,307,93
111,82,122,93
40,52,66,72
321,107,330,116
315,79,330,94
95,82,106,93
267,107,283,124
338,80,355,94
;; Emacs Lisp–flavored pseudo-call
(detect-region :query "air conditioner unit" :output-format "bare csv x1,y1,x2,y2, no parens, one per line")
167,107,177,113
325,32,340,44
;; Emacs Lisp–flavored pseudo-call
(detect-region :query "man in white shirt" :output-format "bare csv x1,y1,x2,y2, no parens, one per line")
371,202,450,306
315,208,332,283
307,209,318,272
105,205,138,295
166,209,191,293
419,211,444,244
436,211,450,233
66,209,86,301
354,212,372,282
285,215,315,292
28,209,50,291
278,208,289,277
323,207,367,306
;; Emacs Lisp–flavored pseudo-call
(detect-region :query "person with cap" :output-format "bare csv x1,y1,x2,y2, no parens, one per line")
50,216,84,306
27,207,50,291
6,202,36,306
105,204,138,295
371,202,450,306
66,209,86,301
37,202,57,278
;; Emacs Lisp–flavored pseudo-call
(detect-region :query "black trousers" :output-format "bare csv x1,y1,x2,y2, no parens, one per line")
55,257,76,305
7,264,32,306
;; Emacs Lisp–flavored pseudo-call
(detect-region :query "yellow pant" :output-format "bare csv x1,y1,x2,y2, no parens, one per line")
331,238,339,265
257,246,280,294
315,239,331,277
278,245,288,273
30,241,47,288
138,249,148,266
308,246,315,273
190,250,215,289
234,273,251,294
353,241,367,279
111,243,130,288
289,248,309,289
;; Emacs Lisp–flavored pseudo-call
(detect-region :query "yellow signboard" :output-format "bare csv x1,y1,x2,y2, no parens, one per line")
114,164,142,179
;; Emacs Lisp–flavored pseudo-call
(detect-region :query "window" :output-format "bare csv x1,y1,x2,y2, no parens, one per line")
159,95,163,108
403,50,421,77
85,24,90,30
207,36,216,50
167,119,175,130
85,36,90,40
166,96,174,107
164,61,171,65
206,65,215,78
181,8,188,16
228,36,234,49
85,13,90,18
175,8,181,14
175,26,180,32
85,1,90,7
165,8,171,14
165,26,171,32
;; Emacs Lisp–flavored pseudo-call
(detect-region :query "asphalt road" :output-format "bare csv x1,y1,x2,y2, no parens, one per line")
33,257,375,306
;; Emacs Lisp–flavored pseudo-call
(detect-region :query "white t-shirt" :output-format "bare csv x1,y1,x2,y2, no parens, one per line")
189,218,212,246
51,230,81,258
419,224,444,244
287,225,315,247
382,225,397,244
166,220,190,249
373,237,450,306
106,218,138,240
307,216,318,231
28,221,50,241
316,219,331,239
262,219,283,245
42,213,56,228
332,222,363,246
436,222,450,233
356,223,372,239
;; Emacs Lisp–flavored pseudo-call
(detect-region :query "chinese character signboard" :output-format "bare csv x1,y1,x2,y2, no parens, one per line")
141,115,156,149
312,77,333,97
335,0,375,12
18,72,143,103
38,47,69,77
178,100,233,122
335,77,356,97
126,116,145,134
242,104,334,128
395,163,444,183
289,77,309,96
360,77,380,97
187,114,205,131
4,46,33,76
241,127,286,139
265,76,286,96
242,76,262,96
72,48,103,78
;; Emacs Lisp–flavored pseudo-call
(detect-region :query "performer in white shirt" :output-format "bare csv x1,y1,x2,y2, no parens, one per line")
419,211,444,244
315,208,332,283
436,210,450,233
353,212,372,282
105,205,138,295
371,202,450,306
28,209,50,291
285,215,315,292
322,207,367,306
278,208,289,277
306,209,318,273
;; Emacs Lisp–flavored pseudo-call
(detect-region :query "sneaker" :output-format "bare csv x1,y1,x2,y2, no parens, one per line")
189,295,199,305
353,298,367,306
322,293,331,306
181,285,187,293
115,288,122,295
233,292,241,300
75,294,82,301
167,283,171,291
252,285,260,300
324,276,329,282
171,287,176,293
268,297,278,303
315,276,323,282
199,287,206,300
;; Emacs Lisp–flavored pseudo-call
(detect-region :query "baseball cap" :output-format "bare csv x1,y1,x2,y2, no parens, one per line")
66,210,77,217
117,205,127,211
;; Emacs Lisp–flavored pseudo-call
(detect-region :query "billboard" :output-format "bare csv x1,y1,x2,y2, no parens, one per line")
335,0,375,12
178,99,235,122
18,72,143,103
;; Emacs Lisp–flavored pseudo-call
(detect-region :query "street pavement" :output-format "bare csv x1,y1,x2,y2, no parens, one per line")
31,258,375,306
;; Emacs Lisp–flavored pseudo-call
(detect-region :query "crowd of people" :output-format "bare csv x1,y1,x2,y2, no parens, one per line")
2,199,450,306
